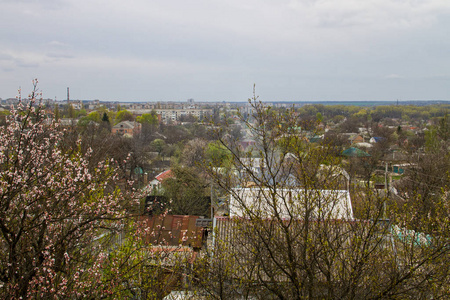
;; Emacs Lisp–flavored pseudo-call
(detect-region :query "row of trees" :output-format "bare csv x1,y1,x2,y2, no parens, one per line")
53,101,160,127
296,103,449,124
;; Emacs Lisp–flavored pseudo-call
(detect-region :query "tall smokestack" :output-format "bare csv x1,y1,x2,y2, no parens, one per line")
67,87,70,104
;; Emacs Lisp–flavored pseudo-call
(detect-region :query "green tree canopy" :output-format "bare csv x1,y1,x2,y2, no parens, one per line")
151,139,166,156
115,109,134,124
54,104,60,122
161,166,210,216
136,112,158,125
101,112,110,123
79,111,101,125
206,141,232,167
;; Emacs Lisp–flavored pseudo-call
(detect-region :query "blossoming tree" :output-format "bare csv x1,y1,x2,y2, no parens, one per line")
0,80,138,298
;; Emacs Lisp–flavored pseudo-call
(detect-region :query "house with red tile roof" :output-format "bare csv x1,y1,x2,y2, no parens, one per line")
149,169,174,193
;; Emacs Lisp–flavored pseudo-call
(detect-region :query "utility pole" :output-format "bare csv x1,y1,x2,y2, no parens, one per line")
384,162,388,218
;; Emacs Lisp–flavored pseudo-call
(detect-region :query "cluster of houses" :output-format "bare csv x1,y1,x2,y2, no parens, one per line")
139,149,356,297
133,113,434,296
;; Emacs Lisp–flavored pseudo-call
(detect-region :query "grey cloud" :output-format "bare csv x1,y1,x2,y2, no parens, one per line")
0,0,68,9
0,52,41,68
0,53,14,61
15,61,39,68
0,0,449,101
47,41,69,48
46,52,75,59
422,75,450,81
385,74,404,79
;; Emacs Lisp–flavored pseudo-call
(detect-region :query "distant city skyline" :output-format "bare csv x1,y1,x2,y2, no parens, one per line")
1,0,450,102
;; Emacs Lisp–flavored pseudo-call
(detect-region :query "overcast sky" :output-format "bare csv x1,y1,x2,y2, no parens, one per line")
1,0,449,102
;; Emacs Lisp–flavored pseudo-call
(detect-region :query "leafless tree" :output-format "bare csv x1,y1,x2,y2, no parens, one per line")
192,98,450,299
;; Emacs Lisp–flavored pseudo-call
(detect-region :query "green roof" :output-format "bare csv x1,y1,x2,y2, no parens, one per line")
342,147,370,157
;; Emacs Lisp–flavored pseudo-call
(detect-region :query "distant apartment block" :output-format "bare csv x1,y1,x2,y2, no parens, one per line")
156,108,212,122
87,100,100,110
129,108,213,123
68,100,83,110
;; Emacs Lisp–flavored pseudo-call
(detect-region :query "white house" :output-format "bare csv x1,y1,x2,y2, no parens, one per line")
229,187,354,220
